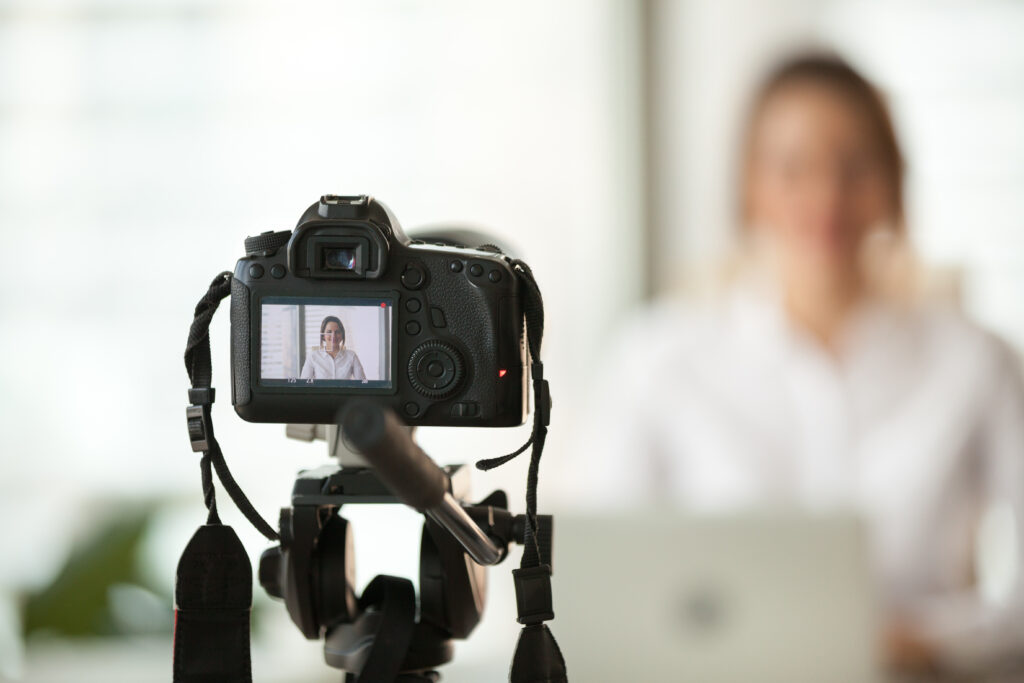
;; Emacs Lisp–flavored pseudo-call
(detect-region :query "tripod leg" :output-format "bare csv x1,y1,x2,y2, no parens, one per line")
326,575,416,681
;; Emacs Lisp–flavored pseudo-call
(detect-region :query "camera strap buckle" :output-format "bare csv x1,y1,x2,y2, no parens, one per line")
510,564,567,683
513,564,554,625
185,388,215,453
531,362,552,429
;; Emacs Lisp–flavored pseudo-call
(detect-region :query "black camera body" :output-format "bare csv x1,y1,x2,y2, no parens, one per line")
230,195,528,426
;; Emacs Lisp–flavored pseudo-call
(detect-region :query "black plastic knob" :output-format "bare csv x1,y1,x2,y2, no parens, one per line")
401,266,426,290
258,546,283,599
408,341,465,398
244,230,291,256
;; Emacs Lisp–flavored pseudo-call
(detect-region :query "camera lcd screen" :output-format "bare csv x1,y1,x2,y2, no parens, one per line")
259,297,393,388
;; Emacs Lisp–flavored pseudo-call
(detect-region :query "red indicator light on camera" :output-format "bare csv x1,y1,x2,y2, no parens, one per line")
380,302,386,307
498,369,507,378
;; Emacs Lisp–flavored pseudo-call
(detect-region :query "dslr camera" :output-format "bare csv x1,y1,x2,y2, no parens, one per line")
230,194,528,425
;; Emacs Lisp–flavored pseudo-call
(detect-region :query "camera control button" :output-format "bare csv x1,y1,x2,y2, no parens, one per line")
429,307,447,328
405,298,422,313
450,261,463,273
488,270,502,283
450,401,480,418
248,264,265,279
469,264,483,277
408,341,464,398
405,321,421,336
403,402,420,417
401,266,425,289
270,264,286,279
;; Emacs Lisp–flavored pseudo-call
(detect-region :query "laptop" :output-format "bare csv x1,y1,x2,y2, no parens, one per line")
552,512,882,683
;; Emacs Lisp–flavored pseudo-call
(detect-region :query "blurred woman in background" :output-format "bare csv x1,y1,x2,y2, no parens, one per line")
585,54,1024,675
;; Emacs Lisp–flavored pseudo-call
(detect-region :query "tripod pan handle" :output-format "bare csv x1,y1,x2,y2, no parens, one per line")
339,401,502,565
339,401,448,511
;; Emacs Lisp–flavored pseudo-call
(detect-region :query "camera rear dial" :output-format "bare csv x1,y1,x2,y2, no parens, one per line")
408,340,465,399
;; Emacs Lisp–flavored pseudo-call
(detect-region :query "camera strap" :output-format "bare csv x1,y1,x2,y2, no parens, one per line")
475,258,567,683
176,271,279,683
178,263,565,682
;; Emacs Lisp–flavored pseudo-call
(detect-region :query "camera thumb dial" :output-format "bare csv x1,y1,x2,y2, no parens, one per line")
408,341,465,399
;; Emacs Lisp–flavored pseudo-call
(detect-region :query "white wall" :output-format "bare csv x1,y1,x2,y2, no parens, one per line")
650,0,1024,350
0,1,644,678
0,0,645,500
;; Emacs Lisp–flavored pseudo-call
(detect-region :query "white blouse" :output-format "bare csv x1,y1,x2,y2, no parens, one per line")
299,347,367,381
578,284,1024,672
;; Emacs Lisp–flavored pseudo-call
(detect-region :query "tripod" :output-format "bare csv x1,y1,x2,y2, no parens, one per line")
259,417,550,682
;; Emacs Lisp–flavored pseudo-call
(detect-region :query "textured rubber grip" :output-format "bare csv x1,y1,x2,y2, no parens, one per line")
339,401,447,511
243,230,291,256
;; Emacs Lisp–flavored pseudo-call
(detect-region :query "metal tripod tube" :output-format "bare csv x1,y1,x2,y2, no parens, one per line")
427,492,501,566
340,401,502,566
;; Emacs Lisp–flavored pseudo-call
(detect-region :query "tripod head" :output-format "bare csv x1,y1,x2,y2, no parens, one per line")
258,403,552,681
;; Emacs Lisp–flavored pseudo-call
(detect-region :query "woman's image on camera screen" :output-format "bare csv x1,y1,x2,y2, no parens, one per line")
259,299,391,384
300,315,367,381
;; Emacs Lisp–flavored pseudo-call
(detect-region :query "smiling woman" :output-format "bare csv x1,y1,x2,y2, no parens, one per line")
580,52,1024,678
3,0,1023,680
299,316,367,381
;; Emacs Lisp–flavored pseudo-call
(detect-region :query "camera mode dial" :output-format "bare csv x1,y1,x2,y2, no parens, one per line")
408,340,465,399
244,230,291,256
